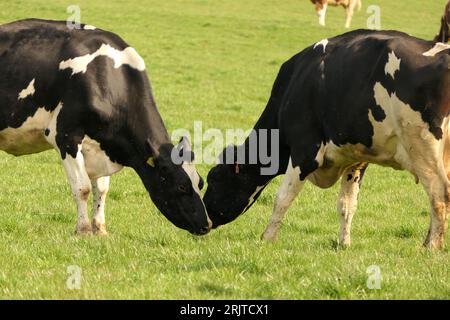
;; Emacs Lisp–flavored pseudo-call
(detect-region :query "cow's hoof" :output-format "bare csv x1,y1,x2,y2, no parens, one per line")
92,222,108,236
338,238,351,249
76,223,93,236
261,230,278,242
423,238,444,251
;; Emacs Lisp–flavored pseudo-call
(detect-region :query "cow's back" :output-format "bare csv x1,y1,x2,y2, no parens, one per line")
0,19,154,158
277,30,450,168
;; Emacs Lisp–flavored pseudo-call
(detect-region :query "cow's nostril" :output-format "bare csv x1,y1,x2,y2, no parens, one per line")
199,226,210,235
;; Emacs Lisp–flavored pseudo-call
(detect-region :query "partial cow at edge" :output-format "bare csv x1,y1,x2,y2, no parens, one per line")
204,30,450,250
0,19,211,236
434,0,450,43
310,0,362,28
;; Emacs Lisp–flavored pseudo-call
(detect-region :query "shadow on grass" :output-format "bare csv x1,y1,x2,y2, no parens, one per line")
198,282,235,297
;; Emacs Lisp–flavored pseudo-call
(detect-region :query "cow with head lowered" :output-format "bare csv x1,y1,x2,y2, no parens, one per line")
204,30,450,250
0,19,211,236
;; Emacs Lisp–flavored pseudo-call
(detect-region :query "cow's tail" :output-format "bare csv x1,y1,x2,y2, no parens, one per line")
356,0,362,11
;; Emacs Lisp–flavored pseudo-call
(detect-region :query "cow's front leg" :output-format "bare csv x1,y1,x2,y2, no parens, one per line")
91,176,110,235
262,159,304,241
337,163,367,247
344,1,358,28
317,3,328,26
62,149,93,235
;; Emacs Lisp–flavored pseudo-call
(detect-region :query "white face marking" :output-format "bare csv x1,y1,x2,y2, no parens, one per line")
0,107,52,155
81,136,123,179
83,24,96,30
384,51,401,80
423,42,450,57
59,44,146,75
18,78,35,100
314,39,328,53
181,161,211,225
182,162,202,195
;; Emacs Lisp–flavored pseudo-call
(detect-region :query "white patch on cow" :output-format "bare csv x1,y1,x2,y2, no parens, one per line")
314,39,328,53
314,142,326,165
182,161,211,226
0,107,53,155
371,81,437,171
81,136,123,179
182,162,201,195
18,78,35,100
44,102,63,146
384,51,401,80
423,42,450,57
83,24,96,30
59,44,146,75
319,61,325,80
243,184,266,213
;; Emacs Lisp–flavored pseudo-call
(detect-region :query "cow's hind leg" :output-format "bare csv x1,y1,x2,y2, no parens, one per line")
91,176,110,235
337,163,368,247
411,146,450,250
420,174,449,250
262,159,304,241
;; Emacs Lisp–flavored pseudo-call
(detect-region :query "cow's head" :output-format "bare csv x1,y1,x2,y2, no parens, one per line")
203,145,270,228
141,137,211,235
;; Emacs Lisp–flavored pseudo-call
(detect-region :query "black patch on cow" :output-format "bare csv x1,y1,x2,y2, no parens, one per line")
347,174,353,181
0,18,170,164
271,30,450,179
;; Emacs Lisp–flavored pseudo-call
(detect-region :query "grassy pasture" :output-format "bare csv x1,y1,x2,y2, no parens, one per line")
0,0,449,299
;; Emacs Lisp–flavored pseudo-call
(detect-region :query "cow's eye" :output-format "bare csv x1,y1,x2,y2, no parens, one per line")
178,185,188,193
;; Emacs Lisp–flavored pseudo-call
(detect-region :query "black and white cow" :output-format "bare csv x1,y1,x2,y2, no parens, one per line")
0,19,211,236
204,30,450,250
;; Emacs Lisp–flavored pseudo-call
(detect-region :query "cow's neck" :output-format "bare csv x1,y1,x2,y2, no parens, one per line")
237,96,290,185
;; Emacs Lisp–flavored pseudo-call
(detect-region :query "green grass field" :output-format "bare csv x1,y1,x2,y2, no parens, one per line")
0,0,449,299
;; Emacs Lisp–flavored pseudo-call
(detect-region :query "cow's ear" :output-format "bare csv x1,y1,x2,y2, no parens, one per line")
177,136,195,163
146,138,160,167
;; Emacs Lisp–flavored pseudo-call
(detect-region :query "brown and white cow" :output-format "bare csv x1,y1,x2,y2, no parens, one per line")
434,0,450,43
310,0,362,28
